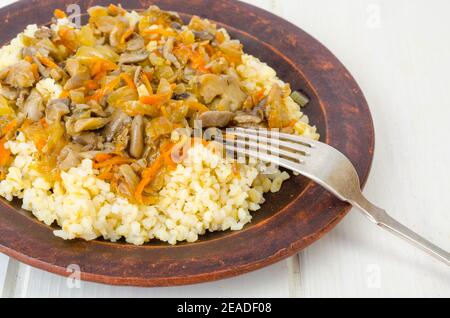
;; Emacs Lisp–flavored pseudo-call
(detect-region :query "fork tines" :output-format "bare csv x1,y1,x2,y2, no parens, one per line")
213,127,314,169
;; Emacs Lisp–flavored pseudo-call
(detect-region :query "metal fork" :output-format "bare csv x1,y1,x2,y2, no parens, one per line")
216,127,449,266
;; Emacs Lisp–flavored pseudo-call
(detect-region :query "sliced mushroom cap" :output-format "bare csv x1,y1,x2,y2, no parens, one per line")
172,92,190,100
205,57,229,74
198,74,226,104
113,125,130,153
129,115,144,158
133,66,143,88
64,73,90,91
248,97,268,122
72,132,105,150
35,40,59,59
145,5,183,25
162,37,180,68
170,22,183,30
57,144,82,171
34,27,54,39
5,61,36,88
103,109,131,142
218,40,244,62
0,67,10,81
93,15,117,33
109,19,128,47
84,102,109,117
100,142,116,154
65,59,86,78
220,75,246,111
267,83,283,105
199,111,235,128
65,108,89,136
126,33,145,51
73,117,111,133
198,74,246,111
23,89,44,121
53,97,70,107
232,111,262,125
193,31,215,42
189,15,216,33
15,89,29,108
31,55,50,78
45,99,70,123
118,164,139,192
266,84,291,128
70,103,91,114
119,50,149,64
21,46,36,60
0,86,18,100
49,68,64,81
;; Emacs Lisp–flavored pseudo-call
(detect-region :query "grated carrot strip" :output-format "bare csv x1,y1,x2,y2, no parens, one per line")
141,72,153,95
120,28,134,44
93,156,133,169
120,73,136,90
36,53,59,69
59,90,69,98
54,9,67,19
30,63,40,80
1,120,17,136
97,171,114,181
134,142,175,203
0,137,11,166
94,153,114,162
139,93,170,105
108,4,125,16
85,80,99,90
187,101,209,113
134,156,163,204
89,76,120,102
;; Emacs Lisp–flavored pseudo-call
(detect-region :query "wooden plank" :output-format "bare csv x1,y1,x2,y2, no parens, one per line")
17,261,290,297
281,0,450,297
0,254,10,296
1,259,21,298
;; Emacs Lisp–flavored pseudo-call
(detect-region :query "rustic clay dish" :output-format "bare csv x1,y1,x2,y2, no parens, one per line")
0,0,374,286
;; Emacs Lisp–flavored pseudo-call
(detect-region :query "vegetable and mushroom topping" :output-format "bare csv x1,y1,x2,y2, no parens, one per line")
0,4,312,203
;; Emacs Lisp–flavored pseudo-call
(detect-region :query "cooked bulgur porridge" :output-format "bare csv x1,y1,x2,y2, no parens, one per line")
0,5,319,245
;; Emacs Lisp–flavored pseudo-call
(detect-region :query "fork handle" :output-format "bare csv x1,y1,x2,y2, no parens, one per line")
350,194,450,266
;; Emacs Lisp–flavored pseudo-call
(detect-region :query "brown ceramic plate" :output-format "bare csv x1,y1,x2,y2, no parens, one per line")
0,0,374,286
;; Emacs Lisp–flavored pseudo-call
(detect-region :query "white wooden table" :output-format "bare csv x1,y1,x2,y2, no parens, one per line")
0,0,449,298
